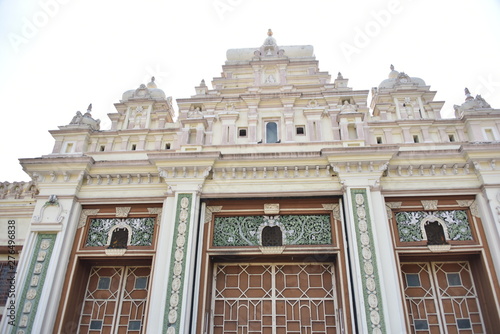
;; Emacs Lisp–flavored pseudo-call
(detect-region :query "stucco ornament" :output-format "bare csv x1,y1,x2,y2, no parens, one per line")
69,103,101,131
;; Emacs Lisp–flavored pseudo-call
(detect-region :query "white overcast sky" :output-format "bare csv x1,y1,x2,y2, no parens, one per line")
1,0,499,182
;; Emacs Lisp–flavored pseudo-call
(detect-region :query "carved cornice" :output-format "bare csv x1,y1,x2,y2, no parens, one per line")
211,165,333,180
85,173,162,185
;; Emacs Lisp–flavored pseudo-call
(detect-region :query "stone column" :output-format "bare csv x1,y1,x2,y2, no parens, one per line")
147,183,203,334
343,187,387,333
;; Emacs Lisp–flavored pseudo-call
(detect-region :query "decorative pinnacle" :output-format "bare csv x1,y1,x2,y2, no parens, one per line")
390,64,394,71
267,29,273,36
87,103,92,112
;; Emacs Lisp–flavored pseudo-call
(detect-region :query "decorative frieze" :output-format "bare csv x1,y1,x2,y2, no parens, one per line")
395,210,472,242
350,189,385,334
85,218,155,247
386,163,475,177
84,173,162,185
164,194,192,334
12,234,57,334
212,214,332,247
211,165,333,180
0,181,38,199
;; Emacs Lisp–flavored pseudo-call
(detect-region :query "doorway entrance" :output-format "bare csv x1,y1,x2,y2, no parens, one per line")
211,262,338,334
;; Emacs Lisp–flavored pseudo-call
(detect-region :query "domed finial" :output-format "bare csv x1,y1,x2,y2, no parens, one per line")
147,76,157,89
87,103,92,112
337,72,343,79
388,64,399,79
267,29,273,36
200,79,206,87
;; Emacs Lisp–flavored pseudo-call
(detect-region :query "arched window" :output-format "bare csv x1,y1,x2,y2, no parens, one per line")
108,228,129,249
266,122,278,143
424,221,448,245
261,226,282,246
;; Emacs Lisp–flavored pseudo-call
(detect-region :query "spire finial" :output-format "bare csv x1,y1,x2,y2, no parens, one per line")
267,29,273,36
151,76,155,83
390,64,394,71
87,103,92,112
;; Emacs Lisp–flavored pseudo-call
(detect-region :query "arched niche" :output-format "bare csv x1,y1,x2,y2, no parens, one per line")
106,224,132,249
420,215,450,251
261,226,283,246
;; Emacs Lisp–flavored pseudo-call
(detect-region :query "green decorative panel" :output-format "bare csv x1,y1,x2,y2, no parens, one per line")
212,214,332,246
164,194,192,334
85,218,155,247
350,189,385,334
12,233,57,334
396,210,472,242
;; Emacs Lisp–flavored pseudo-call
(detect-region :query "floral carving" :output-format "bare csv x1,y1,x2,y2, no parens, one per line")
85,218,155,247
212,214,332,247
395,210,472,242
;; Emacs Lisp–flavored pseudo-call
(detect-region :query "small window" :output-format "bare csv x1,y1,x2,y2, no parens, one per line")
90,320,103,330
296,126,305,135
135,277,148,289
165,143,171,150
65,143,74,153
266,122,278,143
376,136,383,144
100,145,105,152
108,228,128,249
447,273,462,286
238,128,247,137
98,277,111,290
188,130,197,144
484,128,495,141
128,321,142,331
414,320,429,331
413,135,419,143
261,226,282,246
448,134,455,142
456,319,471,329
405,274,421,287
131,144,137,151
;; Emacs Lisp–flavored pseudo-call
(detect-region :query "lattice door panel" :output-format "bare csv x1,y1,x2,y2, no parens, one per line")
78,266,151,334
212,263,338,334
401,261,485,333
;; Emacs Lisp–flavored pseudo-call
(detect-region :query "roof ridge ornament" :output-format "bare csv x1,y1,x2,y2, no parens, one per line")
147,76,157,89
253,29,285,59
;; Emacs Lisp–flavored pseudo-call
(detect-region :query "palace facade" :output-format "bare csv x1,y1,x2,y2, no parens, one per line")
1,30,500,333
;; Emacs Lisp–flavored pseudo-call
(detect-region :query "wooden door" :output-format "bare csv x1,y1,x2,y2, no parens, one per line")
78,266,151,334
401,261,485,333
212,263,339,334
